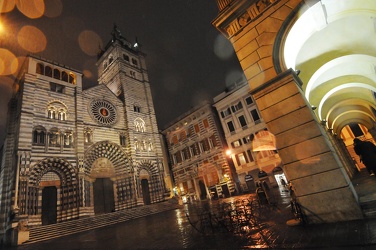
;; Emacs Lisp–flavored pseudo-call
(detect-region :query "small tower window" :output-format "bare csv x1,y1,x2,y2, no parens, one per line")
69,73,76,84
45,66,52,77
134,118,145,132
120,134,126,146
84,128,93,144
133,105,141,113
49,128,60,147
63,131,74,147
32,126,46,145
123,54,129,61
36,63,44,74
62,71,68,82
53,68,61,80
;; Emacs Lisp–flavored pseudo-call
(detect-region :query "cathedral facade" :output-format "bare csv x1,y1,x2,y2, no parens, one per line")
0,28,167,237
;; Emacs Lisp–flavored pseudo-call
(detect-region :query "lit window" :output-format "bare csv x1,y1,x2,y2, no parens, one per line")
63,131,74,147
69,73,76,84
134,118,145,132
235,152,247,166
49,128,60,147
84,128,93,144
203,119,209,128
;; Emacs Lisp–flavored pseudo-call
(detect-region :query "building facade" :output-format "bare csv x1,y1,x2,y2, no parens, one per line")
212,0,372,223
213,78,282,192
162,102,236,202
0,26,168,241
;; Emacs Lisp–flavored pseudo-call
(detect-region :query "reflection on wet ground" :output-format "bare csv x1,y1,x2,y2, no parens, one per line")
10,175,376,249
12,192,290,250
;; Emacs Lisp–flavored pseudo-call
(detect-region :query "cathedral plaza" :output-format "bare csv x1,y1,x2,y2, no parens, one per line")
1,0,376,249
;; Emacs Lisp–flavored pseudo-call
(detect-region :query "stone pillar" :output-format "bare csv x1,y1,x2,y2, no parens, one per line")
251,69,363,223
368,126,376,141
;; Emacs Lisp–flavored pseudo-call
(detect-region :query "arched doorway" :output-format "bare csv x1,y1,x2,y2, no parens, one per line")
90,158,116,214
42,186,57,225
28,158,77,225
84,141,134,211
93,178,115,214
198,180,207,200
141,179,151,205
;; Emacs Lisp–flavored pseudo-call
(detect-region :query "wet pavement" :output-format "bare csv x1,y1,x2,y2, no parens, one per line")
6,170,376,249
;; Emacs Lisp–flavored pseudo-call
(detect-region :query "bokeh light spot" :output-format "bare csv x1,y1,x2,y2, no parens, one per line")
44,0,63,18
18,26,47,53
0,49,18,76
83,69,93,79
12,56,27,77
0,0,16,13
213,34,234,60
225,69,245,87
16,0,45,19
78,30,103,56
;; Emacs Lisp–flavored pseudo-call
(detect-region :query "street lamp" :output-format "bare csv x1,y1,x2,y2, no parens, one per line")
226,149,232,158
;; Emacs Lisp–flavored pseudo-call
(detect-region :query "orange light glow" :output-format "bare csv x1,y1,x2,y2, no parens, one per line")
0,0,16,13
16,0,45,19
78,30,103,56
17,25,47,53
0,49,18,76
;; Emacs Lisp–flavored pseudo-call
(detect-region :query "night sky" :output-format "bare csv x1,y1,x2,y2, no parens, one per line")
0,0,243,144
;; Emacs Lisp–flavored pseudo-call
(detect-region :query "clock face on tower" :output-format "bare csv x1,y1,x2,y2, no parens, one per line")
89,99,118,125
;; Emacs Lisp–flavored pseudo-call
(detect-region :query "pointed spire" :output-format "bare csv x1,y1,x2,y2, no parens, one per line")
110,23,132,49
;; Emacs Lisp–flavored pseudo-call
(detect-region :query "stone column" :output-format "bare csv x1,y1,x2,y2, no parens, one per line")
251,69,363,223
367,126,376,141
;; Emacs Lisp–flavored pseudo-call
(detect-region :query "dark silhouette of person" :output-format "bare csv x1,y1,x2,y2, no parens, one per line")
353,138,376,176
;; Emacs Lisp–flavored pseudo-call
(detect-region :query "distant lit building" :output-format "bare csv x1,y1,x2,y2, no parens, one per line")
162,102,236,202
213,78,282,191
0,26,169,241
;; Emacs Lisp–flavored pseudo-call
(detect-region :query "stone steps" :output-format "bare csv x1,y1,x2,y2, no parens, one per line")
359,193,376,218
23,200,181,245
352,169,376,218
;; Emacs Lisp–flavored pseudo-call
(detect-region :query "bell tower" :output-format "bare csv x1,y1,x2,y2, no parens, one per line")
96,24,164,178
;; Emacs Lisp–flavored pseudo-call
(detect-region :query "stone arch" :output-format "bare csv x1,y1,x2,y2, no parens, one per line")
137,160,159,177
25,157,79,223
29,157,77,186
84,141,131,176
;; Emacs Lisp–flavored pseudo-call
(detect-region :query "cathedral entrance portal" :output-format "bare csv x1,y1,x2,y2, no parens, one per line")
141,179,151,205
42,186,57,225
93,178,115,214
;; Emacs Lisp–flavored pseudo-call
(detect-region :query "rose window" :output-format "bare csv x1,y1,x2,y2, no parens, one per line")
90,100,117,125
